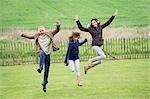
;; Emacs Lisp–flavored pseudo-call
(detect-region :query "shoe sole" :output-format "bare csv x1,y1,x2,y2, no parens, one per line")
37,69,41,73
77,84,82,87
42,84,46,92
84,66,87,74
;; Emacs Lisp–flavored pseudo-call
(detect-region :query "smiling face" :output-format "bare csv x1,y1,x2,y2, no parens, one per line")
38,26,45,34
91,20,98,28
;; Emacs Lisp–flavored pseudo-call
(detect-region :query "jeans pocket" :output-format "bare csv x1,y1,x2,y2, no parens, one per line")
38,50,43,57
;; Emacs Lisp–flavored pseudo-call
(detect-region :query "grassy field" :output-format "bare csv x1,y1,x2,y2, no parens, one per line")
1,0,150,29
0,59,150,99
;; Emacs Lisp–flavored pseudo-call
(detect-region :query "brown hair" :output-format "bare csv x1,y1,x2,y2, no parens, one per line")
38,26,45,31
69,32,80,40
90,18,100,27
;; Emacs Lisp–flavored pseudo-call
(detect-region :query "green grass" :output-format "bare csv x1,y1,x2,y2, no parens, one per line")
0,59,150,99
1,0,150,29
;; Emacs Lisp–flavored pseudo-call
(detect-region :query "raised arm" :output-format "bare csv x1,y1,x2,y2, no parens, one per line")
79,38,88,46
51,21,61,36
21,33,35,39
101,16,115,29
76,16,89,32
101,10,118,29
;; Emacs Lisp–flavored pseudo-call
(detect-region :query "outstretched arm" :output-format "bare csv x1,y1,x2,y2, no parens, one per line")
101,10,118,29
79,38,88,46
21,33,35,39
51,21,61,36
76,16,89,32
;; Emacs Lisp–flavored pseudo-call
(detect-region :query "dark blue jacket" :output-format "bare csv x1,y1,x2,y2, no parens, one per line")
64,39,87,63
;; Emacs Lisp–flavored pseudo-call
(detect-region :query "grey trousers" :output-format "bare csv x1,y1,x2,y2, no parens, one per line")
86,46,106,68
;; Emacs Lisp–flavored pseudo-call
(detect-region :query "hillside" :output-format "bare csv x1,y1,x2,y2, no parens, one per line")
1,0,150,29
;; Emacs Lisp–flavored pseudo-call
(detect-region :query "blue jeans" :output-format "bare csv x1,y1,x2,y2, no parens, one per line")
39,50,50,85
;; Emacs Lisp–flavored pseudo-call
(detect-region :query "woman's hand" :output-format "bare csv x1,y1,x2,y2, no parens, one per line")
64,60,69,66
65,62,69,66
112,10,118,16
85,38,88,42
75,16,80,21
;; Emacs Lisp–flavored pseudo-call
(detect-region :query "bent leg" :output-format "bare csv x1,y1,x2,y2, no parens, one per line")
39,50,46,70
84,46,106,73
91,46,106,62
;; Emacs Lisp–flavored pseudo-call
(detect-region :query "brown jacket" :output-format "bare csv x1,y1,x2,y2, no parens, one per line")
21,25,60,52
76,16,115,46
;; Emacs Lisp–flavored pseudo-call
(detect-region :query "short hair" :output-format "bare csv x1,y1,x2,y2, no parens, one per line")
38,26,45,31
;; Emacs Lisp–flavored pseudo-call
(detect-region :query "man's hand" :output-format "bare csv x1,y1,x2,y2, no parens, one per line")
112,10,118,16
75,16,80,21
37,32,42,35
20,33,24,37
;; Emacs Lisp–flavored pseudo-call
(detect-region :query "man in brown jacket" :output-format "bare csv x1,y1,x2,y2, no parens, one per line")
21,21,60,92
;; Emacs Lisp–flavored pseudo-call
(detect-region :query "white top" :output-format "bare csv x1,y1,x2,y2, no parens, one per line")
38,34,52,55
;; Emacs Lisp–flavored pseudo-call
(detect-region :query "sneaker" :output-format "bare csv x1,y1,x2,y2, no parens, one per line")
42,84,46,92
88,59,93,66
37,68,41,73
77,83,82,87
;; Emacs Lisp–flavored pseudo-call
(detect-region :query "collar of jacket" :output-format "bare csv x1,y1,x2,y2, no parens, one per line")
34,32,54,53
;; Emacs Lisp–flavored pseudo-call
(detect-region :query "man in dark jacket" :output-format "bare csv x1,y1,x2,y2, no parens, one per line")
76,10,118,74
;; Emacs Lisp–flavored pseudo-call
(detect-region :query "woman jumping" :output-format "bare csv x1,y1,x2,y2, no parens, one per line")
76,10,118,74
64,32,87,86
